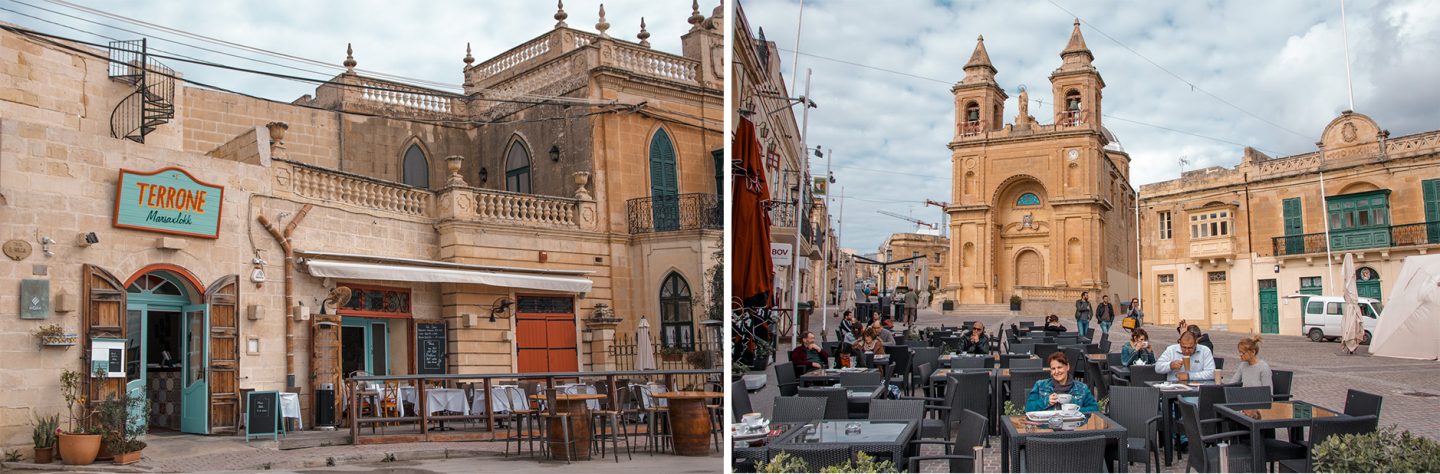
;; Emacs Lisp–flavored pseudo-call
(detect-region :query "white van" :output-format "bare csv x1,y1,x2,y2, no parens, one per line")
1298,295,1383,344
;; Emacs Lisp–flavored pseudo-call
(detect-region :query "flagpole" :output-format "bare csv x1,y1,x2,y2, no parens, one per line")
790,68,812,349
1340,0,1356,111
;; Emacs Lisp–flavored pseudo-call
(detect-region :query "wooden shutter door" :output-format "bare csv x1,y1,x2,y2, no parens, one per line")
83,265,127,404
205,275,240,434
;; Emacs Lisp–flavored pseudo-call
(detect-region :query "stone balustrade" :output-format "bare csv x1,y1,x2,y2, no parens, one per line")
1385,130,1440,158
472,34,554,82
273,160,432,218
356,78,455,114
606,42,698,83
434,186,598,231
1015,286,1094,301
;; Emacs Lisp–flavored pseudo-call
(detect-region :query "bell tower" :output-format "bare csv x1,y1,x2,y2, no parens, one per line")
1049,19,1104,130
952,35,1007,138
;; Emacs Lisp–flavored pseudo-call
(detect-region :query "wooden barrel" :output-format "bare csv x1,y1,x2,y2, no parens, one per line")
668,397,713,456
545,399,593,460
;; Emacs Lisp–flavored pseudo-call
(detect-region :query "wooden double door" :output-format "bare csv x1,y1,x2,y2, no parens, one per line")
87,265,240,435
514,296,578,373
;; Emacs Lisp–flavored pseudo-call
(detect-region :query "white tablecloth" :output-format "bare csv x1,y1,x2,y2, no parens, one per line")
472,385,528,414
400,387,469,416
278,392,302,430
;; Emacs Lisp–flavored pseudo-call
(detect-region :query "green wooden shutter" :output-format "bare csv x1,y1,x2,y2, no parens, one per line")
650,130,679,231
1424,179,1440,244
1282,198,1304,255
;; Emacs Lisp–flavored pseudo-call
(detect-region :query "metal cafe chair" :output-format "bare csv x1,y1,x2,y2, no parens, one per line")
538,387,581,463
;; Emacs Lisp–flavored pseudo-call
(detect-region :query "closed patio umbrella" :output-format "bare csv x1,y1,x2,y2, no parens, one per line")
731,116,774,307
1341,253,1364,355
636,316,657,371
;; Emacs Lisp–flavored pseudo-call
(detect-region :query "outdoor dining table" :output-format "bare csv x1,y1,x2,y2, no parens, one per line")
798,368,880,386
1145,379,1225,466
471,384,527,415
938,353,1001,367
399,387,469,416
768,419,918,469
529,393,607,460
1000,413,1129,473
652,391,723,456
1216,400,1344,473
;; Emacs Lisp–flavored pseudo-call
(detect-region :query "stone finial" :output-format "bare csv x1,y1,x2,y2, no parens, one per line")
637,17,651,48
572,171,592,200
554,0,569,28
1061,17,1093,62
705,3,725,30
596,4,610,38
445,155,467,187
688,0,704,29
343,43,357,73
463,43,474,66
266,121,289,159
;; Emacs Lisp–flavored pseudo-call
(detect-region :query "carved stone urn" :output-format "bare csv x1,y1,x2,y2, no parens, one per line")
572,171,592,200
445,155,467,187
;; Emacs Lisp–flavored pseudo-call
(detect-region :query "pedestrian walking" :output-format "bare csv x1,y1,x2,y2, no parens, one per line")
1096,294,1115,335
1074,291,1093,338
903,287,919,326
1125,298,1144,329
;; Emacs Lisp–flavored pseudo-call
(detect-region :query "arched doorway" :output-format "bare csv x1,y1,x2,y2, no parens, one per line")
1015,250,1044,287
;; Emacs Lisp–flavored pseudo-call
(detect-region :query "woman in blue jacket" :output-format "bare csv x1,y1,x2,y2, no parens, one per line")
1026,352,1100,413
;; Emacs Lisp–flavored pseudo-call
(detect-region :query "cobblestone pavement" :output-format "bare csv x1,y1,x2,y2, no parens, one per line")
741,306,1439,472
208,451,723,473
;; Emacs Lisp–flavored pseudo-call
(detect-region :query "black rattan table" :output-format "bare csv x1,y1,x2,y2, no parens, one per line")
769,419,918,469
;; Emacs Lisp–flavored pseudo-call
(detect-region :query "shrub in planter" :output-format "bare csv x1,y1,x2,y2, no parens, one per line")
31,412,60,463
1009,294,1023,311
57,369,103,466
1312,425,1440,473
96,392,149,465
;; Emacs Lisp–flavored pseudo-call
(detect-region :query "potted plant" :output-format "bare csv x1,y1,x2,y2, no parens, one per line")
1010,294,1023,311
32,324,79,347
56,369,102,465
659,346,686,362
96,392,148,465
31,412,59,463
1312,425,1440,472
684,349,712,369
941,299,955,311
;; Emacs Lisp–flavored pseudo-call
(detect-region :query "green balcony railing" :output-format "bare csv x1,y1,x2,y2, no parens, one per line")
1272,221,1440,256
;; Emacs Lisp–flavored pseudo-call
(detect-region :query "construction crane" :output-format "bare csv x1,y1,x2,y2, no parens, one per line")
877,210,937,231
924,199,950,237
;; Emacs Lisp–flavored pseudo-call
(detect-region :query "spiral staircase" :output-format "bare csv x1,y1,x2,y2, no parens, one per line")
108,39,174,144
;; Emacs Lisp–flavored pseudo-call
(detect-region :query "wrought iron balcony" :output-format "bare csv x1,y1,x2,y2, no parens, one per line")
1271,221,1440,256
626,193,722,234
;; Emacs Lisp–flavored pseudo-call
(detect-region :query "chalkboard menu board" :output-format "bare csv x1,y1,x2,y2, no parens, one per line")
416,322,447,375
245,391,279,442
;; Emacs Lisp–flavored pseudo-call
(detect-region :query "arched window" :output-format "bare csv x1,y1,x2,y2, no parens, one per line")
659,272,693,350
964,101,980,122
401,143,429,188
505,139,531,194
650,129,680,231
1017,193,1041,206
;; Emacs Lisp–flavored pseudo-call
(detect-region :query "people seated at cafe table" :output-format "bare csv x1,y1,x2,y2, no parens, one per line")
852,327,887,356
1042,314,1068,332
789,331,831,377
1154,330,1216,382
959,322,991,355
1232,335,1272,388
1025,352,1101,413
871,319,896,345
1120,328,1157,366
1186,324,1215,352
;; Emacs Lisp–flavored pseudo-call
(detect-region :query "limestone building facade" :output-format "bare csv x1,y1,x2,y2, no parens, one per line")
878,232,951,301
1139,112,1440,334
0,2,721,448
945,21,1139,311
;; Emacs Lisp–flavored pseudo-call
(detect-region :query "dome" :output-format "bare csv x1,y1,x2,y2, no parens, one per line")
1101,126,1124,152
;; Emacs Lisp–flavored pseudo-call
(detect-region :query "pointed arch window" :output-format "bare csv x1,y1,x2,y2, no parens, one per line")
659,272,693,350
650,129,680,231
505,139,532,194
402,143,429,188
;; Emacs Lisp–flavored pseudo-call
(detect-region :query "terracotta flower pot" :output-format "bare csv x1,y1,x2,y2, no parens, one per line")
57,433,101,466
96,437,114,461
113,449,142,465
33,446,53,464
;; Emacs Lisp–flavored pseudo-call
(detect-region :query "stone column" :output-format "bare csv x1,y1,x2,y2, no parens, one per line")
585,315,621,371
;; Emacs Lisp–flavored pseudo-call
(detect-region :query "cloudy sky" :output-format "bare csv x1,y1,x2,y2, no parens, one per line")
0,0,710,98
740,0,1440,252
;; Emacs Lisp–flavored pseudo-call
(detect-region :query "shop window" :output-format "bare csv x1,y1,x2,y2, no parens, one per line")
659,272,693,351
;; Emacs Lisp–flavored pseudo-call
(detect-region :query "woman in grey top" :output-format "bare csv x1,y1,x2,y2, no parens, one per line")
1233,335,1272,388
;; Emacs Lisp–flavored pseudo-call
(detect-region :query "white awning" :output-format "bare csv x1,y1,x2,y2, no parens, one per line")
303,258,593,293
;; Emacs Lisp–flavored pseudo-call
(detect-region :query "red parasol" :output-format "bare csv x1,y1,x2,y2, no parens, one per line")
732,116,774,307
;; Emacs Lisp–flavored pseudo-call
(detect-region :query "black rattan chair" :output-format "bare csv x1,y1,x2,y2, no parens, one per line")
773,362,799,397
1271,370,1294,401
869,399,945,440
838,371,883,387
1344,389,1383,417
1024,435,1107,473
907,409,987,473
1127,364,1165,387
1108,386,1161,472
1008,368,1049,410
731,379,753,422
1179,398,1253,473
1010,358,1043,369
1224,386,1272,404
771,396,825,423
1277,415,1378,473
798,386,849,420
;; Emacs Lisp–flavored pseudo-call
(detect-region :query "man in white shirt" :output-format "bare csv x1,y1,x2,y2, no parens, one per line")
1154,331,1215,382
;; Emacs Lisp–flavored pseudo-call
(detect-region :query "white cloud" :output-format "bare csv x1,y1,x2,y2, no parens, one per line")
742,0,1439,251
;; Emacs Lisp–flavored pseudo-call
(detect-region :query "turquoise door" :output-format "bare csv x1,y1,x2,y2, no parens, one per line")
1258,280,1279,334
341,317,390,377
649,130,679,231
180,303,209,434
1424,179,1440,244
124,305,148,434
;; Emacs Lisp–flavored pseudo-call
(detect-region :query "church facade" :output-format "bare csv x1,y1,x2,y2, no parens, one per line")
946,21,1138,310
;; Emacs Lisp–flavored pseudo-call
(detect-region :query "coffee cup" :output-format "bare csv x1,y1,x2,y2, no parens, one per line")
742,412,763,425
1062,403,1080,414
1055,393,1073,405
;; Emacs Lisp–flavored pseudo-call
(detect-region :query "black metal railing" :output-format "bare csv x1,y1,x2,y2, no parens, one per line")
610,329,721,390
108,39,175,144
626,193,722,234
1272,221,1440,256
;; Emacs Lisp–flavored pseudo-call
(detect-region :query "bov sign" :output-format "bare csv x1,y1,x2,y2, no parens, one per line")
113,167,225,239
